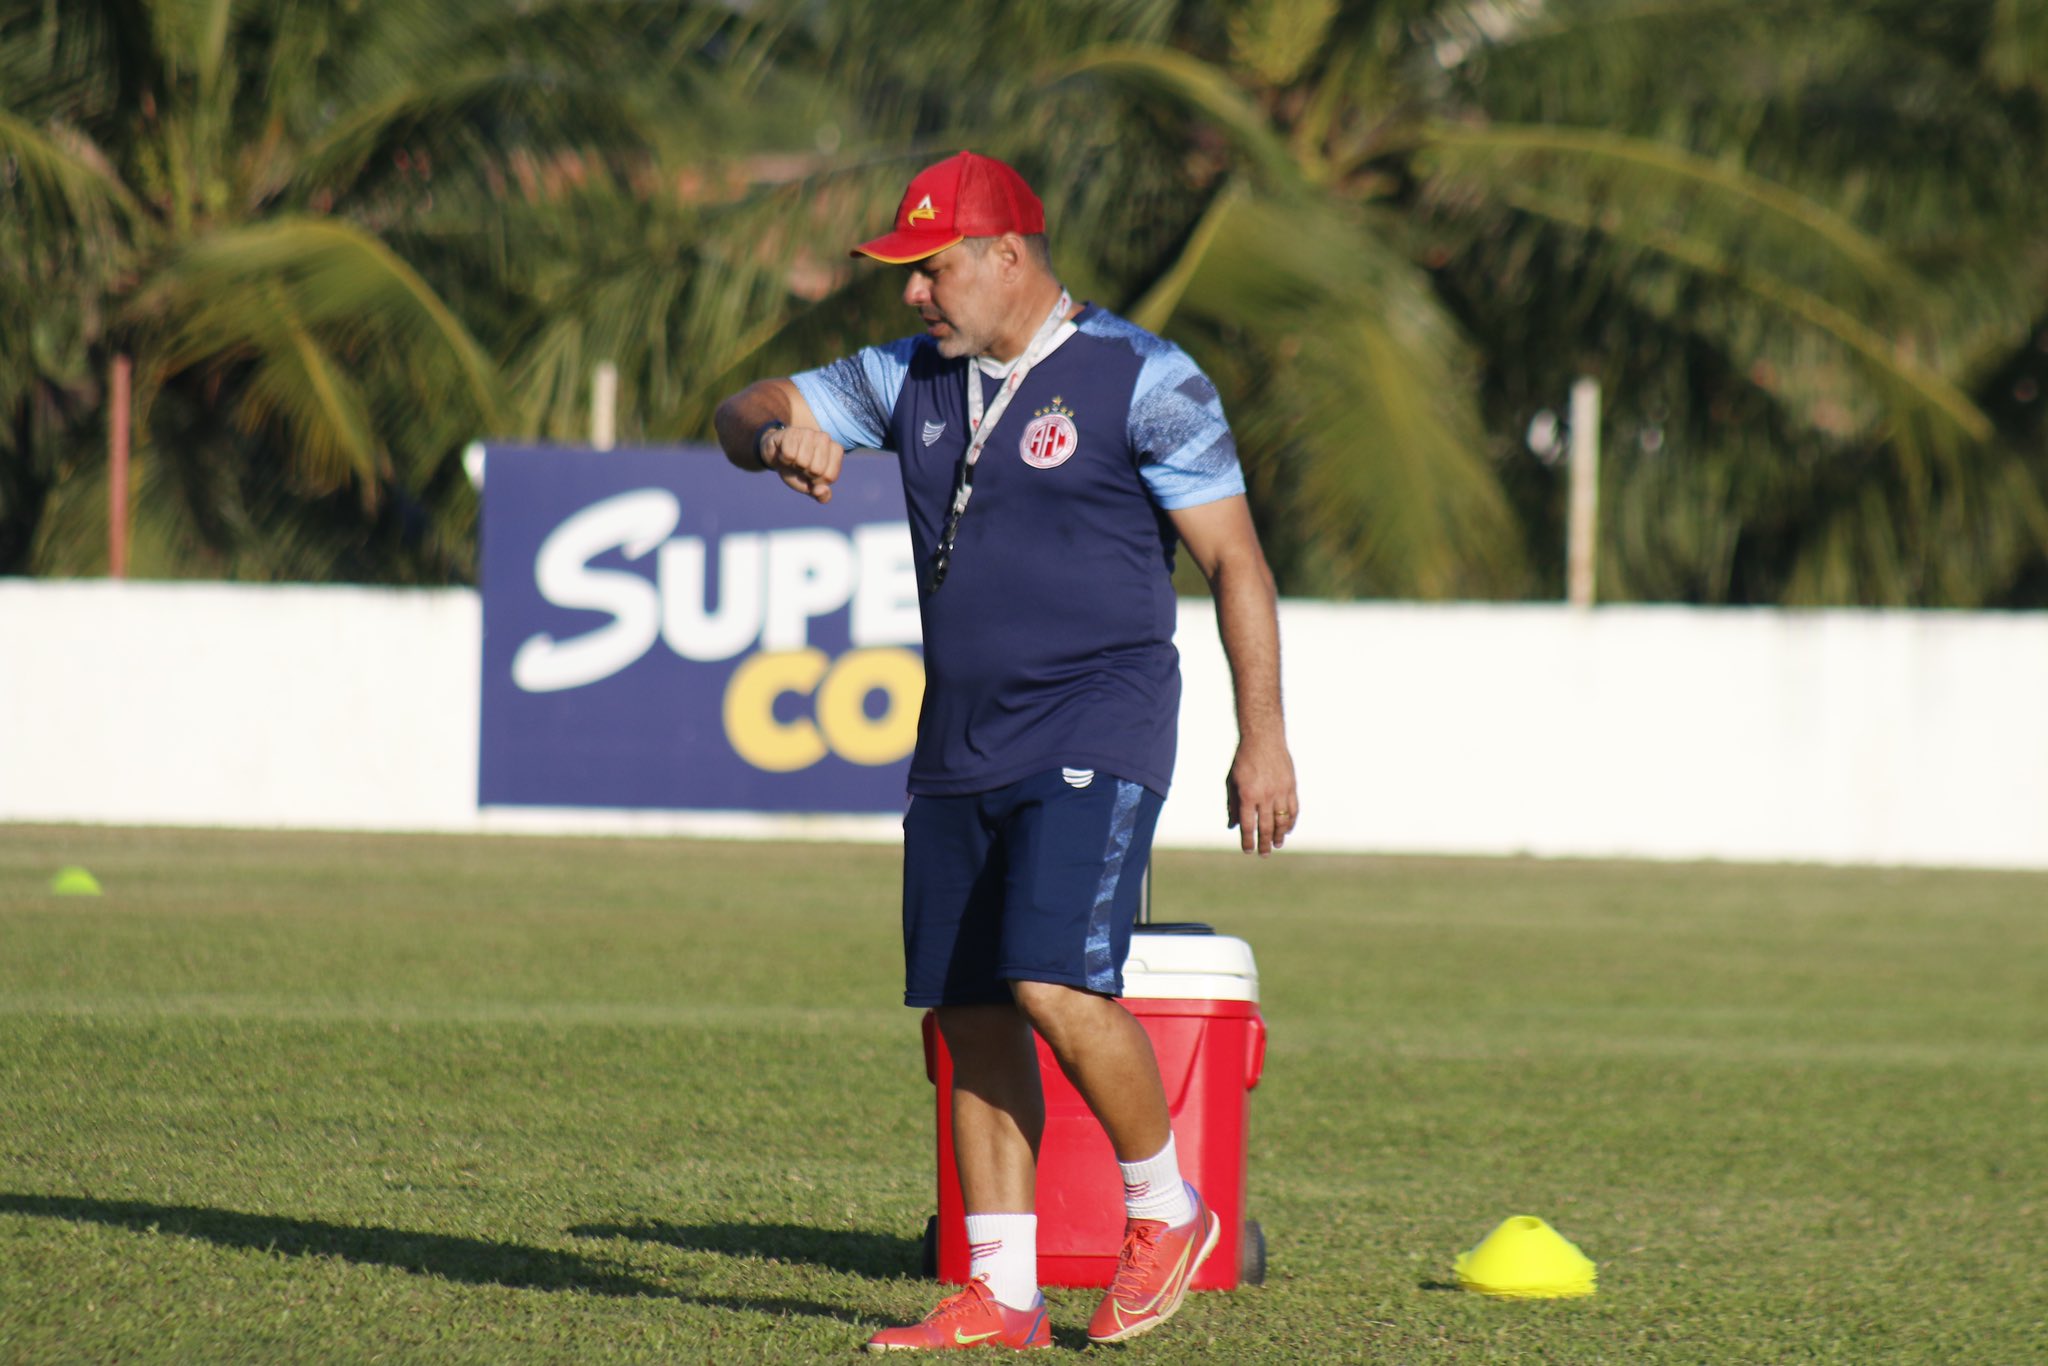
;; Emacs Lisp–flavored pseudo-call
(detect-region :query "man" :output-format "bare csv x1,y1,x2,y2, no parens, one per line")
713,150,1298,1352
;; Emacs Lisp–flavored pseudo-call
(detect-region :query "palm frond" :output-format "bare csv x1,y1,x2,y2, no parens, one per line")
1124,178,1247,334
135,215,502,493
1415,122,1926,311
239,291,385,491
1169,191,1523,596
1988,0,2048,94
1487,179,1991,445
0,107,143,239
1059,43,1303,184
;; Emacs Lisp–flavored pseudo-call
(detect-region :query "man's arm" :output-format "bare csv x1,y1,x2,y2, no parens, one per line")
1168,494,1299,856
712,378,845,504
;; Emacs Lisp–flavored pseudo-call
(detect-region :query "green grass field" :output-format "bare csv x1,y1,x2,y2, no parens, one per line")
3,826,2044,1364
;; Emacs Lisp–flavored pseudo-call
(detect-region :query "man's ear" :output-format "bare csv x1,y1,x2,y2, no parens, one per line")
997,232,1029,279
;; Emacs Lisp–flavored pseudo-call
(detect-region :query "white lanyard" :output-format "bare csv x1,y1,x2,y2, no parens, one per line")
951,290,1075,523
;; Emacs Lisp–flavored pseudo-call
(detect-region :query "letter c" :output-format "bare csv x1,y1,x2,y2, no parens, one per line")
723,649,830,773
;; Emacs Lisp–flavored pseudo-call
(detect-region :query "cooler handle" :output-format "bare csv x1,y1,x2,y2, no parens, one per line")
1246,1014,1267,1091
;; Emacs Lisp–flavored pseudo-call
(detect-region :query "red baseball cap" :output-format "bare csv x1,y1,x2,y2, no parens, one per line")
852,151,1046,264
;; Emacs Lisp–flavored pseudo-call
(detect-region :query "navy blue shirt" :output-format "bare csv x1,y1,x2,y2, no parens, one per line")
793,305,1244,798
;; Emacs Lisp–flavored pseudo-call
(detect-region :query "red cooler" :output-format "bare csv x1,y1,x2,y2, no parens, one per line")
919,926,1268,1289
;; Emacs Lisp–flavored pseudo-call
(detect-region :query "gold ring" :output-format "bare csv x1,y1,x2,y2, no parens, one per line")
1275,809,1291,817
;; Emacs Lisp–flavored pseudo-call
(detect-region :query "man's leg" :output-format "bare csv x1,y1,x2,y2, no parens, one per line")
1012,981,1218,1344
935,1002,1044,1211
1009,980,1217,1341
866,791,1053,1352
1007,981,1165,1161
865,1006,1053,1352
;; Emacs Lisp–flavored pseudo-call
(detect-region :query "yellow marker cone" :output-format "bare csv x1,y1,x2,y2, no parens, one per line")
1454,1216,1597,1299
50,866,103,896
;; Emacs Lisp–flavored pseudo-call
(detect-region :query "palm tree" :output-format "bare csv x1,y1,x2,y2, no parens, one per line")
511,0,1518,597
664,0,2045,604
1055,0,2048,602
23,0,2033,604
0,0,764,580
1417,0,2048,605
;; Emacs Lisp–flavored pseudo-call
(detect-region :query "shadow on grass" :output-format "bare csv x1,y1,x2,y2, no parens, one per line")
571,1219,924,1281
568,1223,1094,1345
4,1194,929,1330
0,1192,666,1297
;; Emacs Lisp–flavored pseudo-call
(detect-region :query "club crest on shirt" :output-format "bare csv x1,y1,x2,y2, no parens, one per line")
1020,397,1078,469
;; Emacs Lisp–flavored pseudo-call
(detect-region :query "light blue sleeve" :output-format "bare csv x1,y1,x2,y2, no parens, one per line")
1127,342,1246,510
789,338,919,451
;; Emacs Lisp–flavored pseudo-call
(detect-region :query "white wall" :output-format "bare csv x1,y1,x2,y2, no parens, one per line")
3,581,483,834
6,579,2045,869
1170,601,2048,868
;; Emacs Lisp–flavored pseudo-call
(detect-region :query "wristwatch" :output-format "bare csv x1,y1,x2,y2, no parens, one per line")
752,420,787,467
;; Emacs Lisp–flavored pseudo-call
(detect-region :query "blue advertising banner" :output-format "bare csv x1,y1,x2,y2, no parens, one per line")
478,444,922,814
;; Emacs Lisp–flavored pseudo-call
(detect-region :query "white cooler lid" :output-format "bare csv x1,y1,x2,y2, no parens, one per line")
1120,932,1259,1003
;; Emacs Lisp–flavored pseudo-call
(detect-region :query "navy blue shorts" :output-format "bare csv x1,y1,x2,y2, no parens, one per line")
901,768,1164,1007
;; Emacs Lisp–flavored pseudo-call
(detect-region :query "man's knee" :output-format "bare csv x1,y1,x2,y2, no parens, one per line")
937,1001,1028,1052
941,1003,1049,1087
1010,979,1108,1035
1007,978,1064,1018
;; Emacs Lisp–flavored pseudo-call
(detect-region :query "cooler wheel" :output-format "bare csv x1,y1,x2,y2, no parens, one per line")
1240,1218,1267,1285
920,1214,939,1278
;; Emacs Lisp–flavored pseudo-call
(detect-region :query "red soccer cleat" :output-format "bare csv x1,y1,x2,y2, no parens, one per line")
864,1275,1053,1353
1086,1186,1221,1344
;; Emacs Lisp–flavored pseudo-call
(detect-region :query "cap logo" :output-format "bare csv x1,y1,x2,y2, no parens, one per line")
907,194,937,225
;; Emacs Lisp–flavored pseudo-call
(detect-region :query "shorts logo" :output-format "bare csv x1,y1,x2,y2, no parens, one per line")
1062,767,1095,788
921,418,947,446
1021,397,1079,469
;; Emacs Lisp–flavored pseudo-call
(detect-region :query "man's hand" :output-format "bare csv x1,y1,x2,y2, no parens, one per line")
760,425,845,504
1226,733,1298,857
713,379,846,498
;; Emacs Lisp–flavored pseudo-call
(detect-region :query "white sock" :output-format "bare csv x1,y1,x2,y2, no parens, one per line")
964,1212,1040,1309
1119,1136,1196,1227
